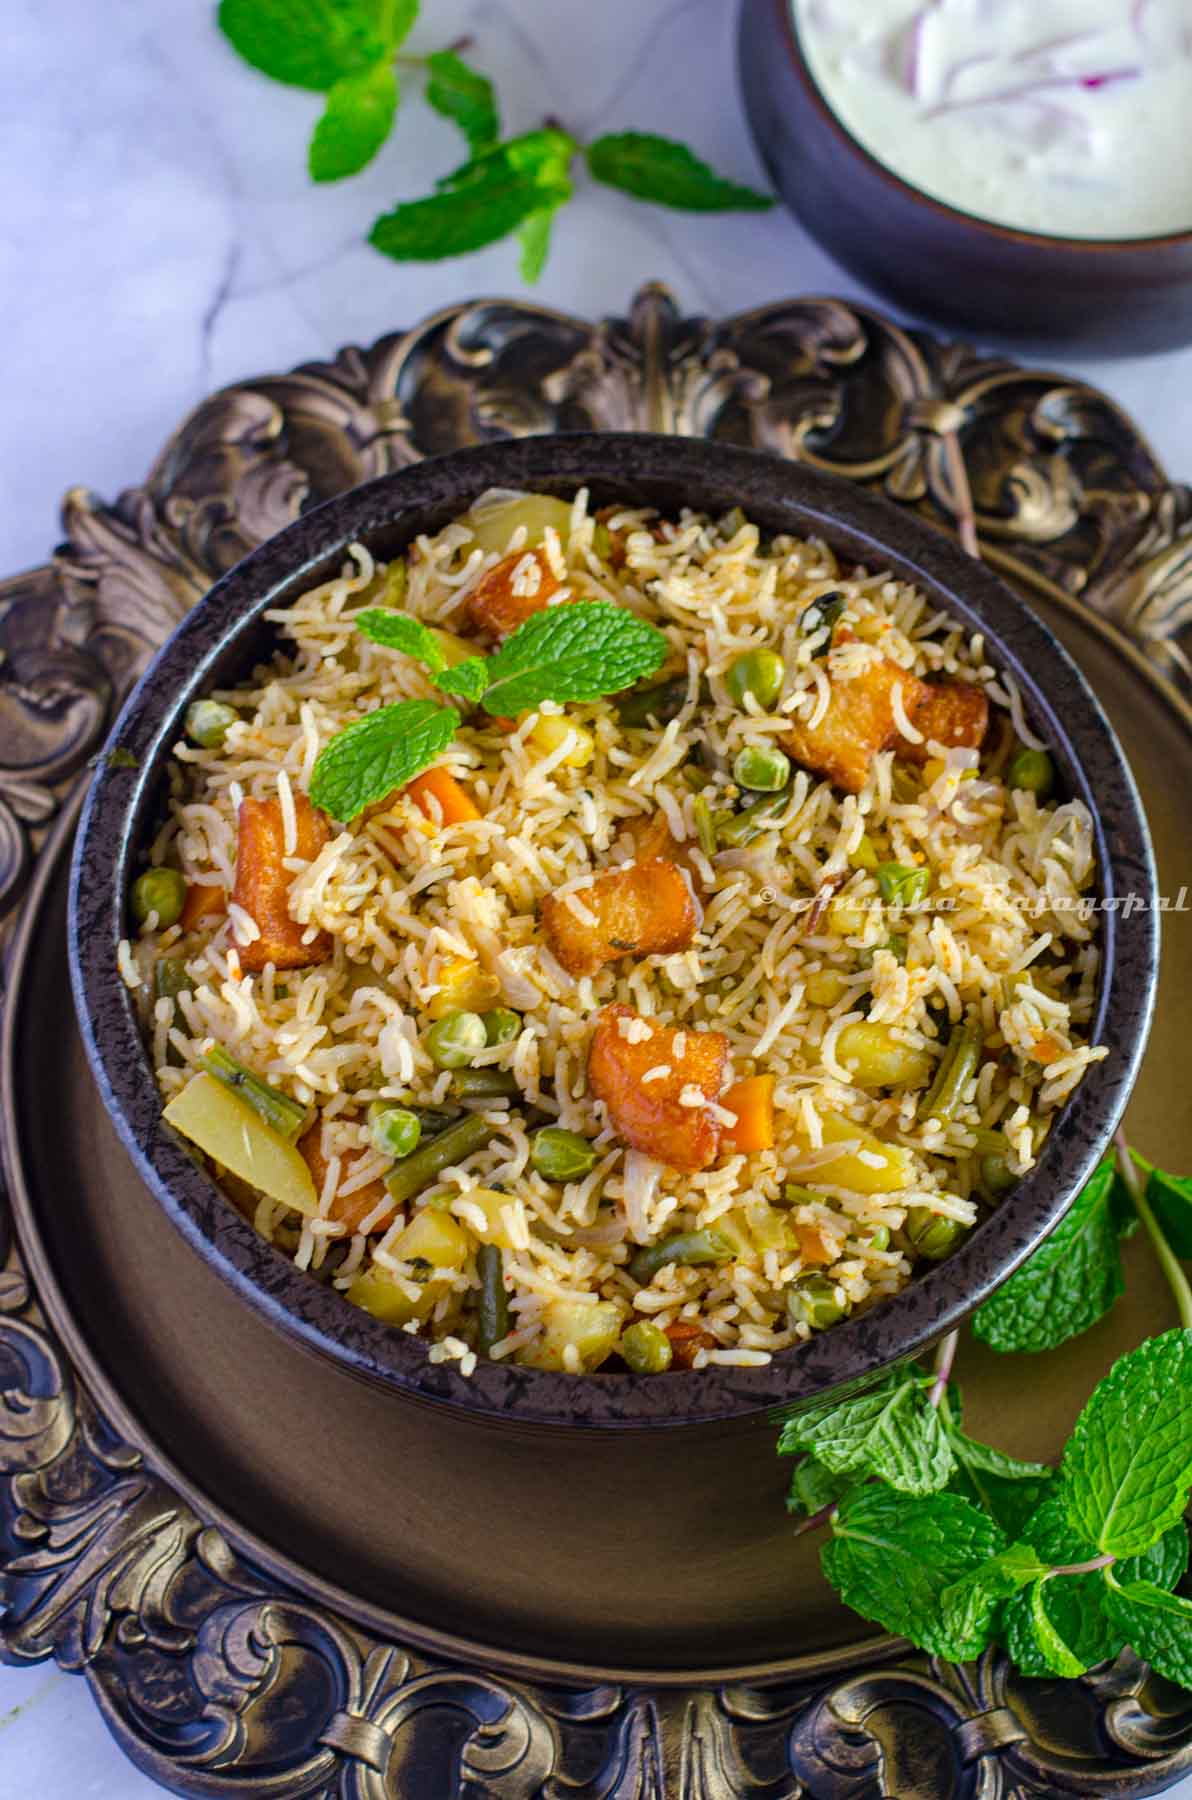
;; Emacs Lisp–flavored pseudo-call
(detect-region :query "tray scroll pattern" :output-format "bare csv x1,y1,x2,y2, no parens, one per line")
3,284,1192,1798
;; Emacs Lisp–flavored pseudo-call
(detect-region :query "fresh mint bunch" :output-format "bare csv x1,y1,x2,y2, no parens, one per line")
216,0,772,280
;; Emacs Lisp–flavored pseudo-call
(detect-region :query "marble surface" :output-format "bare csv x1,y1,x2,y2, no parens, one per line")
2,0,1191,1793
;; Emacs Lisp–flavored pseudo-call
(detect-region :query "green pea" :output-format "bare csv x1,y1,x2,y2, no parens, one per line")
530,1127,599,1182
483,1007,521,1046
732,745,791,793
620,1319,673,1374
425,1010,487,1069
875,862,932,908
978,1153,1017,1200
1007,747,1055,800
368,1103,422,1160
787,1274,846,1331
726,648,785,711
905,1207,967,1261
185,699,238,749
131,866,187,929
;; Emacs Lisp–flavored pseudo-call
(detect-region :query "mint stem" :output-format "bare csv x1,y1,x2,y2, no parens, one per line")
928,1329,959,1410
793,1502,838,1538
1050,1552,1116,1578
1115,1129,1192,1328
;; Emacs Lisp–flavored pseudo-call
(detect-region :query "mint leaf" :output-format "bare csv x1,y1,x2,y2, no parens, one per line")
425,50,499,153
355,609,446,670
1148,1168,1192,1257
938,1542,1049,1657
309,63,398,180
785,1455,859,1519
1104,1573,1192,1688
437,128,575,193
478,603,668,717
518,204,561,283
822,1486,1004,1659
433,658,488,703
219,0,386,91
360,0,417,45
1062,1329,1192,1556
586,132,773,212
370,162,569,262
1027,1578,1087,1676
971,1156,1124,1353
777,1366,953,1496
948,1461,1054,1541
309,699,456,821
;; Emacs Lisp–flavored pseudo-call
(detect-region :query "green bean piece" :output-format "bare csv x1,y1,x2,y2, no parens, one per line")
918,1019,981,1123
476,1243,510,1355
628,1229,731,1285
620,1319,673,1373
381,558,408,606
153,956,192,1002
732,745,791,793
799,591,846,648
425,1010,487,1069
886,934,909,965
1007,747,1055,800
849,833,879,871
905,1207,968,1261
968,1126,1011,1156
184,698,238,749
725,647,785,710
679,763,713,792
384,1113,495,1207
591,521,613,562
200,1044,311,1141
530,1126,599,1182
410,1105,464,1138
692,794,719,857
875,862,932,908
715,791,788,847
863,1224,891,1251
367,1103,422,1160
482,1007,521,1046
451,1067,520,1101
978,1153,1017,1201
787,1273,846,1330
615,674,690,729
780,1182,820,1208
131,866,187,929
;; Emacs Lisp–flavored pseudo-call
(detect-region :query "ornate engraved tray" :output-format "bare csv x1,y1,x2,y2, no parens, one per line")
2,285,1191,1798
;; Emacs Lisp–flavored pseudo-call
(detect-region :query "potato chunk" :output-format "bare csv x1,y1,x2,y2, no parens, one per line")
588,1003,729,1172
465,548,562,637
541,857,698,979
232,794,331,973
298,1121,394,1235
901,678,989,764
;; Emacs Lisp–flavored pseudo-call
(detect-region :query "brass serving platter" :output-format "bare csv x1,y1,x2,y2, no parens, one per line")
1,285,1190,1798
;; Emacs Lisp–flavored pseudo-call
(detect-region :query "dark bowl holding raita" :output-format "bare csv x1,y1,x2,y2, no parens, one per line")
70,434,1158,1431
739,0,1192,354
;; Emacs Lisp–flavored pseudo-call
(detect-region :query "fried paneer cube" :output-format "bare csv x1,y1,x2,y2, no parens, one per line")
232,794,332,973
464,548,562,636
900,678,990,765
541,857,698,979
298,1121,394,1235
588,1003,729,1172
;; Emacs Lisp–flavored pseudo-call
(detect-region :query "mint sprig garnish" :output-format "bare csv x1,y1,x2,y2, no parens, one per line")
217,1,772,270
312,600,669,820
778,1366,953,1496
1103,1572,1192,1688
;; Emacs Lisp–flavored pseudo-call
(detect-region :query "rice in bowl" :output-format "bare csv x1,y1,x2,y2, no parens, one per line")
121,489,1106,1377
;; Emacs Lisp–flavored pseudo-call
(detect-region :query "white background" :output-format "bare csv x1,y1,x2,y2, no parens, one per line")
2,0,1190,1793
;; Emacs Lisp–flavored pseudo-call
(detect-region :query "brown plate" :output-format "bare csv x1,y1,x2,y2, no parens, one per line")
2,285,1191,1798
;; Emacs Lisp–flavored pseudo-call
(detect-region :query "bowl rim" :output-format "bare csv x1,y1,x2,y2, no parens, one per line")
68,432,1159,1430
772,0,1192,254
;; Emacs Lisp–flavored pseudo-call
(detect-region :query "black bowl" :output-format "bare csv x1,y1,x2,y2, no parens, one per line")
739,0,1192,355
69,434,1158,1429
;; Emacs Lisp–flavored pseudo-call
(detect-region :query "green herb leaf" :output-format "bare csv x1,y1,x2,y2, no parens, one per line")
1103,1572,1192,1688
437,127,575,193
433,658,489,703
785,1455,859,1520
309,62,399,180
938,1542,1049,1657
309,699,456,821
1001,1495,1188,1678
585,132,773,212
518,204,561,283
355,609,446,669
971,1156,1124,1353
1061,1329,1192,1557
361,0,417,46
425,49,499,153
370,133,572,262
1147,1168,1192,1257
821,1486,1005,1659
778,1366,954,1497
219,0,387,91
1027,1577,1087,1676
478,602,669,717
941,1400,1056,1538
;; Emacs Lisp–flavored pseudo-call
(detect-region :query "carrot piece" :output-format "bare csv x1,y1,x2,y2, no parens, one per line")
664,1320,717,1369
541,856,697,978
720,1074,775,1154
405,765,482,826
179,882,227,933
465,548,562,636
232,794,332,973
297,1122,394,1236
587,1003,729,1173
901,679,989,765
795,1223,836,1266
